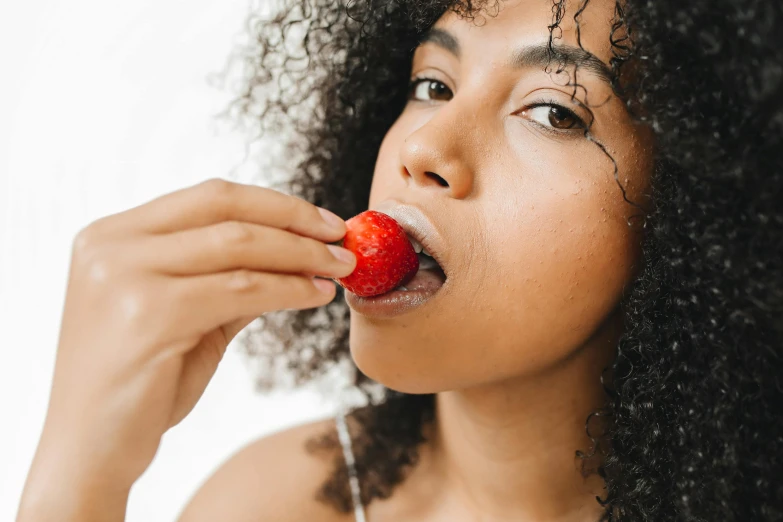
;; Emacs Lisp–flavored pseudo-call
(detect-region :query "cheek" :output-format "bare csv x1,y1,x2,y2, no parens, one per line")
477,178,640,363
367,119,408,208
483,125,649,335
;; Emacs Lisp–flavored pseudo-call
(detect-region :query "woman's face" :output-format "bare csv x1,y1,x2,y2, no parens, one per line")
347,0,653,393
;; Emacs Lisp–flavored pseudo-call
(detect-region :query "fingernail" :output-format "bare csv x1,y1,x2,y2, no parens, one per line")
327,244,355,265
318,207,345,230
312,277,336,294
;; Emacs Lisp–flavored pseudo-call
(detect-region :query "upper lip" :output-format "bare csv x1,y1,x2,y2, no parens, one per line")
373,201,448,277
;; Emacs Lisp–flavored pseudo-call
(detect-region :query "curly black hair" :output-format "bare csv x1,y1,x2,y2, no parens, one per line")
226,0,783,520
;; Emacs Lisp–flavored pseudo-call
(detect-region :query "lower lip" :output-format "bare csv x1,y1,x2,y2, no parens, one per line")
344,271,446,319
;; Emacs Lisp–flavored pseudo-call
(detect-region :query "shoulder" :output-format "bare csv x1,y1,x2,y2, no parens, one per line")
177,416,354,522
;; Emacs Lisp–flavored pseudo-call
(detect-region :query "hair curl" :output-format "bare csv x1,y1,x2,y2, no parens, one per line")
227,0,783,519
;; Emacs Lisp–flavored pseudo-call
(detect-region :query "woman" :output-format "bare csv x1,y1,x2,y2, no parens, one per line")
18,0,782,520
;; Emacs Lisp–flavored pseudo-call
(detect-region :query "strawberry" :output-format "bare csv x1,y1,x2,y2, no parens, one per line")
336,210,419,297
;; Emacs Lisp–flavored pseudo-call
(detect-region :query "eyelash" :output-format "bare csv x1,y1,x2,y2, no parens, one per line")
524,98,588,136
407,77,588,136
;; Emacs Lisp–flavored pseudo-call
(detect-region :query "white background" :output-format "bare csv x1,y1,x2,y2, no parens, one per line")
0,1,339,520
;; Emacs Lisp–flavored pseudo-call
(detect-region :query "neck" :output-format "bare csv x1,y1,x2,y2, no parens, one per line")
425,314,619,522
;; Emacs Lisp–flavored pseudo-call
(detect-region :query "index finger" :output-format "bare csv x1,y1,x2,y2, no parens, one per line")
117,178,346,242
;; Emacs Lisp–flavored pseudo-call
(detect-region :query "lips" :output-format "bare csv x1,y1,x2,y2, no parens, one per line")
343,203,449,317
374,203,449,280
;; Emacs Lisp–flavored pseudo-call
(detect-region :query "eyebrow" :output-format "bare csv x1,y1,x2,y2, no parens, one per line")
420,27,614,85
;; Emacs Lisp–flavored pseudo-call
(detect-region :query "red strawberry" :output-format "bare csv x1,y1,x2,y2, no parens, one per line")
336,210,419,297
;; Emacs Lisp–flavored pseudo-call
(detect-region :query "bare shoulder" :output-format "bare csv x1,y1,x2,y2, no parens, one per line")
177,416,353,522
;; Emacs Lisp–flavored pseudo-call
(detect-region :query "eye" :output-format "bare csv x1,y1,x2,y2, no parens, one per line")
523,103,585,131
408,78,453,102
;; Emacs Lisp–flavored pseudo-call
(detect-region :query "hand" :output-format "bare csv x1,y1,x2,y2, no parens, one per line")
20,179,356,512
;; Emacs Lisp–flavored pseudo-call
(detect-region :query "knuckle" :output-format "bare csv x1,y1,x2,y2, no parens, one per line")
72,216,118,260
199,177,233,195
308,201,324,222
214,221,254,247
198,178,235,206
72,222,102,256
74,242,118,284
226,269,262,292
115,283,154,326
283,195,310,229
299,199,321,227
305,236,330,263
83,252,114,284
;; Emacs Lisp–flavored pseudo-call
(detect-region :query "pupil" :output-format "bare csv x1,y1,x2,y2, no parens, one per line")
549,107,575,129
430,82,448,99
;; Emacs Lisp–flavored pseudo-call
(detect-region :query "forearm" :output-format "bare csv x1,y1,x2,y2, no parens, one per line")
17,433,132,522
18,481,129,522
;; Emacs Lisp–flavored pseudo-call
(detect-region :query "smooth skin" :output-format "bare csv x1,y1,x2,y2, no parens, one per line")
18,0,654,520
347,0,652,520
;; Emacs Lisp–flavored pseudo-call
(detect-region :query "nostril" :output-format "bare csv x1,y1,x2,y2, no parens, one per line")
426,172,449,187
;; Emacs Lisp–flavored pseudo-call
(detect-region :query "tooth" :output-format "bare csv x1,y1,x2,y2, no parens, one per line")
422,248,432,258
408,235,423,254
398,286,409,291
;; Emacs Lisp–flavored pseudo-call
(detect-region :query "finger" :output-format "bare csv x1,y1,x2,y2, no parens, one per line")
135,221,356,278
117,178,346,242
163,270,337,342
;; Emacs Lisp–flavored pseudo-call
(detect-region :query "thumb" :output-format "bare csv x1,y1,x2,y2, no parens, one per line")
167,319,253,428
220,316,258,344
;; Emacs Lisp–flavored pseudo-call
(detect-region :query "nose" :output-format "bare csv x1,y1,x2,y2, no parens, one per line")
399,109,475,199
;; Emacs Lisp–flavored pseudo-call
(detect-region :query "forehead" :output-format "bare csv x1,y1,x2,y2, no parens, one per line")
434,0,619,66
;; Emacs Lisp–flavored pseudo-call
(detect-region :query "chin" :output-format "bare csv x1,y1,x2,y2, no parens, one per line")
348,326,452,395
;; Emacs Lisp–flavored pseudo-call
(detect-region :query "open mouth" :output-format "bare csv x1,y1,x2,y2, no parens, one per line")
394,235,447,293
343,206,448,317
